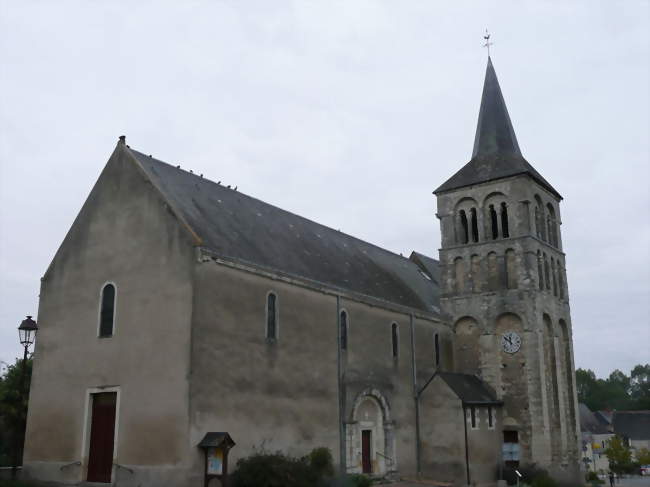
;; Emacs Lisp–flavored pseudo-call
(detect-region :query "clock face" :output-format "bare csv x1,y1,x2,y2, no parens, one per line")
501,331,522,354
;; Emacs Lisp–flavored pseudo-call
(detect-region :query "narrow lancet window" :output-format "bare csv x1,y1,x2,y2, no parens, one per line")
391,322,399,357
489,205,499,239
500,202,509,238
340,311,348,350
470,208,479,242
537,250,544,290
459,210,469,244
99,283,116,337
267,293,277,340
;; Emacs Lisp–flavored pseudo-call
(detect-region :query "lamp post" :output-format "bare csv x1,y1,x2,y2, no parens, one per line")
12,316,38,479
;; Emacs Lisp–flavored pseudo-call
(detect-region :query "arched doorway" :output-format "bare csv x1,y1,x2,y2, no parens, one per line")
346,389,395,476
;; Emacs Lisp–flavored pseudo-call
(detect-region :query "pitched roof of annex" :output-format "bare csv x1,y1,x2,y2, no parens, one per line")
579,403,612,435
439,372,501,405
126,146,440,316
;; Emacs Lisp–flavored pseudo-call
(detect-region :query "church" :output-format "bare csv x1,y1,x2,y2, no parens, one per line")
23,57,581,486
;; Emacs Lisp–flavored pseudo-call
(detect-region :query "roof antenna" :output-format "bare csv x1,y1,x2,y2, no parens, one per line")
234,186,237,191
483,29,493,58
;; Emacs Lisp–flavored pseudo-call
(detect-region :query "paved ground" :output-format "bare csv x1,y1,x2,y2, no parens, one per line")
615,476,650,487
385,476,650,487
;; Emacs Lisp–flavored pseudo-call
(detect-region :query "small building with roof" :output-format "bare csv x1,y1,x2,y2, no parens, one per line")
613,411,650,458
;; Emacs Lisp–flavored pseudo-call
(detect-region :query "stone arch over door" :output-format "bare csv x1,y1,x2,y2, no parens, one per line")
346,389,395,476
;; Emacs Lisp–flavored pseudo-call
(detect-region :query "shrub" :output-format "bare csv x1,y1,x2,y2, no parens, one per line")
343,474,372,487
530,473,558,487
501,464,557,487
231,447,337,487
586,471,598,481
231,451,318,487
309,447,334,479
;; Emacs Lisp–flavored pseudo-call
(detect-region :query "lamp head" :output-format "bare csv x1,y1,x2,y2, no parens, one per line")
18,315,38,347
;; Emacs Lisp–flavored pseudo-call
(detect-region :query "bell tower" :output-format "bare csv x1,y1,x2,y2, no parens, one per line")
434,57,580,479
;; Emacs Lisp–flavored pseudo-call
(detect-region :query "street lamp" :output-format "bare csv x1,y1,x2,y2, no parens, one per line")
13,315,38,478
18,315,38,352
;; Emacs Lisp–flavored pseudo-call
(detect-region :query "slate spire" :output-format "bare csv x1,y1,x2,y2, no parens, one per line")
472,56,521,158
434,57,561,199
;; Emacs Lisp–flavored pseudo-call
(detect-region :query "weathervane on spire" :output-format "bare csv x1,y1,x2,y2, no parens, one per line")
483,29,493,57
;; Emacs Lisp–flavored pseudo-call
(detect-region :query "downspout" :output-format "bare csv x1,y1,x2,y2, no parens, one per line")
409,314,420,477
463,405,471,486
412,316,445,479
336,295,346,475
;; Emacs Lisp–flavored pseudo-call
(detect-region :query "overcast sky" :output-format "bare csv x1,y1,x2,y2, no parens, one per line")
1,1,648,379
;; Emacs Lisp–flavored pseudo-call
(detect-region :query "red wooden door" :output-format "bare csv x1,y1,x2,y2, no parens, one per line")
361,430,372,474
87,392,117,483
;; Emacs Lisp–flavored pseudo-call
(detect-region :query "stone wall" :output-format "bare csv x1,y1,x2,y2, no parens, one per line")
23,145,197,486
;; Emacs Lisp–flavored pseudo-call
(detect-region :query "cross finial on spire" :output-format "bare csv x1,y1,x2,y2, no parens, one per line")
483,29,493,57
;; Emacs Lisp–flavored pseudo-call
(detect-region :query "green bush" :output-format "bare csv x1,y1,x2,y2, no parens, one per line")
231,447,337,487
309,447,334,479
586,471,601,482
329,473,372,487
530,472,558,487
501,464,558,487
231,451,317,487
0,481,39,487
339,474,372,487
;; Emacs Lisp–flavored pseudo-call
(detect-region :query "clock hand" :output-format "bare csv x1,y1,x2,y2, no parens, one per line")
505,336,512,345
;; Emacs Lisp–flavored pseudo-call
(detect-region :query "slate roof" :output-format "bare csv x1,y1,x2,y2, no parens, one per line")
612,411,650,440
439,372,501,405
434,57,561,199
579,403,611,434
127,147,440,315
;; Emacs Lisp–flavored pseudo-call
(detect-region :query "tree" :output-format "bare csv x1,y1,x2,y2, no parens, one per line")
604,436,633,474
0,357,32,467
630,364,650,409
576,368,597,403
575,365,650,411
636,447,650,466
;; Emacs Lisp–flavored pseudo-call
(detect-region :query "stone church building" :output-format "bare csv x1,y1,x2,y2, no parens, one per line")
23,58,581,486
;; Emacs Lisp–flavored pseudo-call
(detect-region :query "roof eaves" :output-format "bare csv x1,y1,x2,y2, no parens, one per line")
434,170,562,200
200,246,442,320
